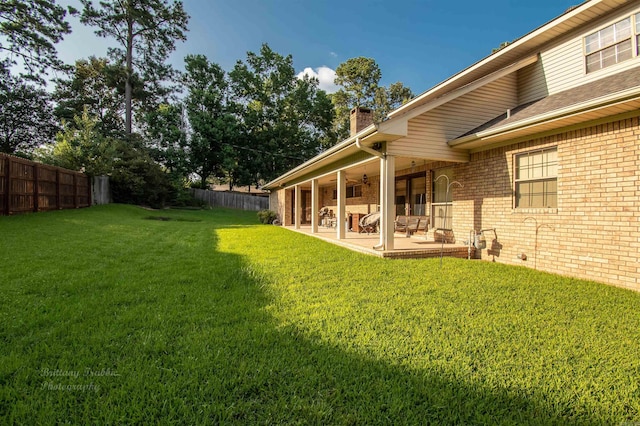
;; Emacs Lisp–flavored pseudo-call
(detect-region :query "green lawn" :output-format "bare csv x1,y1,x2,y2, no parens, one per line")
1,205,639,424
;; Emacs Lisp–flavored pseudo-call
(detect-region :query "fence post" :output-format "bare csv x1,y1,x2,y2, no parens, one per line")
87,175,92,206
33,163,39,212
3,157,10,215
73,173,78,208
56,169,61,210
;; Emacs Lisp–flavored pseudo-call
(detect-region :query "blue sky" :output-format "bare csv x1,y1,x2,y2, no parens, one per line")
56,0,582,95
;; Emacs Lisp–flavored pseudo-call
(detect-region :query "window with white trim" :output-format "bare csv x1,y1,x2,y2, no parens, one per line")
332,184,362,199
585,17,633,73
514,148,558,209
636,13,640,55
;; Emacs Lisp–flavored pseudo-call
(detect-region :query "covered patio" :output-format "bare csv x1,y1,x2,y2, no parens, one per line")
285,224,474,259
265,107,471,256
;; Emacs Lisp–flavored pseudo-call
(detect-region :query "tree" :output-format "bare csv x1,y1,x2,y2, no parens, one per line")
229,44,334,184
41,108,176,207
53,56,126,137
334,57,381,108
46,107,117,175
332,57,414,140
0,0,72,79
183,54,237,188
0,68,57,154
145,101,188,178
106,135,176,208
372,81,413,122
492,41,512,53
80,0,189,135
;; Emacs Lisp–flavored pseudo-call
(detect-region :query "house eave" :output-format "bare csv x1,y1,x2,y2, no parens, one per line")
264,0,636,191
387,0,631,121
448,88,640,150
262,125,376,190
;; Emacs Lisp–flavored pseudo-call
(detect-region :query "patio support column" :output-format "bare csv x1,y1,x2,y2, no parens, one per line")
378,154,395,250
311,179,319,234
336,170,346,240
294,185,301,230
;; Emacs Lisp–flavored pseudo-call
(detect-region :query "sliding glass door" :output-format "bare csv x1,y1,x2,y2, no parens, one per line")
395,173,426,216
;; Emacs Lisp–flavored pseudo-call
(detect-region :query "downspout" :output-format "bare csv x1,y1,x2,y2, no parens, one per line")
355,137,384,158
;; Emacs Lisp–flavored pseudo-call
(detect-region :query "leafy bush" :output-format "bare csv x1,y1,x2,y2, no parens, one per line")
40,113,180,209
257,209,278,224
109,137,176,209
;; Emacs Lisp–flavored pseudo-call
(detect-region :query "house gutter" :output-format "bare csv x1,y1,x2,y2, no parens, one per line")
355,137,384,158
262,124,379,190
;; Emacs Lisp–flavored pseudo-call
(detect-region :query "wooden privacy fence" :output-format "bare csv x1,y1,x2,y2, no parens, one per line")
191,188,269,211
0,153,91,216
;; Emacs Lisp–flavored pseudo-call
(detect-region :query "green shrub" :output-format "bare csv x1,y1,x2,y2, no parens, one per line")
257,209,278,224
108,136,177,209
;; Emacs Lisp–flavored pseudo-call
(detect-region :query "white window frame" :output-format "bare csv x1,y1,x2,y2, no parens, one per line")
347,184,362,199
636,12,640,56
513,147,558,210
584,13,640,74
332,184,362,199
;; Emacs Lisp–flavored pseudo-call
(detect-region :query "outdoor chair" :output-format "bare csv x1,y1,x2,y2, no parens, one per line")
416,216,429,234
395,215,420,235
394,215,407,232
359,212,380,234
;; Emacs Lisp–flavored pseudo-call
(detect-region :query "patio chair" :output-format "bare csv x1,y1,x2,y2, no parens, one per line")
416,216,429,234
394,215,407,232
358,212,380,234
395,215,420,235
319,207,333,227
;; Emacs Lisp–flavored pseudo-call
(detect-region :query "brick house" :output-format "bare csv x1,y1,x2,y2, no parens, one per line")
263,0,640,291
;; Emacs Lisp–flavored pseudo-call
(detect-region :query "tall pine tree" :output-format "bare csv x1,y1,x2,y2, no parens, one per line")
80,0,189,135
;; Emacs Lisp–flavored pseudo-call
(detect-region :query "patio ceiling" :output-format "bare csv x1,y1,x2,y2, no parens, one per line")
293,156,427,190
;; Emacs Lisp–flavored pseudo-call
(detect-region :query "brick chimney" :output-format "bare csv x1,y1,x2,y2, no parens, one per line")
350,107,373,136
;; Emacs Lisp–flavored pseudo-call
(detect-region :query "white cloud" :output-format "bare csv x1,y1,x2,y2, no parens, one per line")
297,66,339,93
330,51,338,58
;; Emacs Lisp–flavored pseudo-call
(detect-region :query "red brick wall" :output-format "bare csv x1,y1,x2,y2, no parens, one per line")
448,116,640,291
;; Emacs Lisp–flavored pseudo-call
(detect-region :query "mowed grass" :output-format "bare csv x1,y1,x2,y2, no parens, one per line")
0,205,639,424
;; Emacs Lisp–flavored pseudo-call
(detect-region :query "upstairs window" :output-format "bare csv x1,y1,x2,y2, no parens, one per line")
585,17,632,73
514,148,557,209
636,13,640,55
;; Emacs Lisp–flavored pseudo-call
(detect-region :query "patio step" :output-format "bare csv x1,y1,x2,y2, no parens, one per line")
381,246,474,259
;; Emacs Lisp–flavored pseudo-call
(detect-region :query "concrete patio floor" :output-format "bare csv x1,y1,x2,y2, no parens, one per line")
284,225,475,259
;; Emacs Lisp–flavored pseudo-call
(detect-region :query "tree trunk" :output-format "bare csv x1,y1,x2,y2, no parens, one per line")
125,18,134,135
